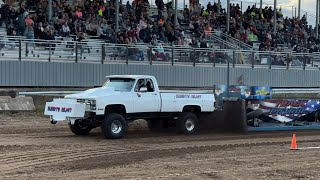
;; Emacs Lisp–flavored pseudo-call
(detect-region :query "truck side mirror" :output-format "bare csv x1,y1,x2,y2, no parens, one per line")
139,87,148,92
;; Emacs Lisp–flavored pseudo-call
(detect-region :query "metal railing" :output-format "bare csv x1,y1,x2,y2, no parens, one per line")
220,32,253,50
207,31,239,50
0,37,319,70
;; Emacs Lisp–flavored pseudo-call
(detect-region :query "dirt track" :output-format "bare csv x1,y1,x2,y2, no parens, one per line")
1,112,320,179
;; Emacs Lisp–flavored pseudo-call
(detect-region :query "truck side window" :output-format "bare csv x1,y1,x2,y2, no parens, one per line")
146,79,154,92
135,79,145,92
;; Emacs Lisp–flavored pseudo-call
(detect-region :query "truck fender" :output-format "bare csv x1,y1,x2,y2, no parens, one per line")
104,104,127,117
182,105,201,116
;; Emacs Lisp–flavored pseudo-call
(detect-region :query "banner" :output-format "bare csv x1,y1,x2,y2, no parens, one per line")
214,85,272,106
248,99,320,123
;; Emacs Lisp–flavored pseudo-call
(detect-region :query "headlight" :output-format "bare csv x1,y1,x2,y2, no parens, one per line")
90,100,96,110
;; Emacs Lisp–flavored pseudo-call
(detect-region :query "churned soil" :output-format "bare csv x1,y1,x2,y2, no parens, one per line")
1,112,320,179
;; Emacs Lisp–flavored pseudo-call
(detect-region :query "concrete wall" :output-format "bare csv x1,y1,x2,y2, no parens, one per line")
1,61,320,87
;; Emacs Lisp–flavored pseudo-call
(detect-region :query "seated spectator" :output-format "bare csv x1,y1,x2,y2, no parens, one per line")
61,22,70,37
97,23,108,40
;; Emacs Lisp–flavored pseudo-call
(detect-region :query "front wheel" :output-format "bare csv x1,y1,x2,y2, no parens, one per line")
69,120,92,135
101,113,127,139
176,112,200,134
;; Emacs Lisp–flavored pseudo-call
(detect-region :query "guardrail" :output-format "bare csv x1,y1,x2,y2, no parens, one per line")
0,37,319,70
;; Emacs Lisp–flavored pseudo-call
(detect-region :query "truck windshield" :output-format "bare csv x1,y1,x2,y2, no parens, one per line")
102,78,135,92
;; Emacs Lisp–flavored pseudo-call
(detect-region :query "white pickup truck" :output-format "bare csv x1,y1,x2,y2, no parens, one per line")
44,75,215,139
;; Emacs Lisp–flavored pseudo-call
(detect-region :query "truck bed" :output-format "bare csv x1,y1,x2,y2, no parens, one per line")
160,90,213,94
159,91,215,113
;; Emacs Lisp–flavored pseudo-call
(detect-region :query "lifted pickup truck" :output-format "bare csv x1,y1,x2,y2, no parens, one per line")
44,75,215,139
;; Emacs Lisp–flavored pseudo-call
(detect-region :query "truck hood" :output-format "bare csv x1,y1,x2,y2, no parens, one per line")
65,87,119,99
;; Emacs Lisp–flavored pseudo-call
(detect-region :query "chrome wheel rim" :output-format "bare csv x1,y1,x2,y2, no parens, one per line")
185,118,195,131
111,120,122,134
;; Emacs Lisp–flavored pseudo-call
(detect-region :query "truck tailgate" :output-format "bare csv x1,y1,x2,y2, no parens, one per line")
44,99,86,121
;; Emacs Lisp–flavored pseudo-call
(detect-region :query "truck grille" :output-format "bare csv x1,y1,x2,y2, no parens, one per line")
77,99,93,105
77,99,96,110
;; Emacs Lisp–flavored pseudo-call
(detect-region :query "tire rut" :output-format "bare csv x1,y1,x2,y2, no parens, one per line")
2,138,320,176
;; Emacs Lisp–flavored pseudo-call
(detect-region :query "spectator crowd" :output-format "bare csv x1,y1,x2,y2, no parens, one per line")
0,0,320,55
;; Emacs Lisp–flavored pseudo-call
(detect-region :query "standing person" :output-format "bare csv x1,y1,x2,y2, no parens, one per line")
155,0,164,19
0,2,9,29
25,15,35,49
17,11,27,36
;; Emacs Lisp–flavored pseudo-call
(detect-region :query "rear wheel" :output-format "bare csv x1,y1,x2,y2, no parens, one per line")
176,112,199,134
101,113,126,139
69,120,92,135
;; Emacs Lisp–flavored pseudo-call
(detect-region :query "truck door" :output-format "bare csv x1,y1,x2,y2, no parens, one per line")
133,78,161,112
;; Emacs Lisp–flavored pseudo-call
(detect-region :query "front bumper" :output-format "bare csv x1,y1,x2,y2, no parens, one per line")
44,98,86,122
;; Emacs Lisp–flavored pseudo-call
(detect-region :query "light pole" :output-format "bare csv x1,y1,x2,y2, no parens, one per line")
316,0,319,39
217,0,221,15
48,0,52,21
273,0,277,35
115,0,119,32
298,0,301,19
227,0,230,33
174,0,178,28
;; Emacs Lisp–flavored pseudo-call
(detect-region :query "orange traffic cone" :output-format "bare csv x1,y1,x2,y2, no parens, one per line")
290,133,298,150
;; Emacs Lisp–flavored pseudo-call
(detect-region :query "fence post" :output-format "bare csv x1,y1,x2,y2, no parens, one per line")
48,41,51,62
311,53,314,67
269,52,272,69
213,51,216,67
251,51,254,68
75,42,78,63
286,53,289,70
171,46,174,66
232,50,235,68
193,49,196,66
126,45,129,64
303,54,306,70
101,44,105,64
149,47,152,65
18,39,22,61
25,42,28,57
148,46,152,64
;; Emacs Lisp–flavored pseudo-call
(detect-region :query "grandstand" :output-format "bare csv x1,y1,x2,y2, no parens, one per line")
0,0,319,69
